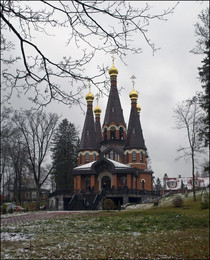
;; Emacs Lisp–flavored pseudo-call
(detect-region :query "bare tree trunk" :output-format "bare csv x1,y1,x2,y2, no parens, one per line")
36,184,40,210
192,153,196,201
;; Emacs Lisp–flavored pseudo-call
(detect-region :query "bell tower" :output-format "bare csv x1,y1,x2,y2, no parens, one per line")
78,85,99,165
101,55,126,150
124,76,147,170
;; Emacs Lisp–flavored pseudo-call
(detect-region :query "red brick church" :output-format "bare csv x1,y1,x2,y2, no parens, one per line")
49,59,158,210
71,60,155,208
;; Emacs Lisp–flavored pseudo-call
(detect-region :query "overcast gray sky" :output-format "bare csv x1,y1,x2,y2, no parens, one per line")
5,1,209,182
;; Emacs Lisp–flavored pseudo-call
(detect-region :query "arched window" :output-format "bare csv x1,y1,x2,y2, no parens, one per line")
126,152,129,163
104,128,107,141
80,154,82,164
86,177,91,189
122,176,127,186
140,152,143,162
110,150,115,160
132,151,136,163
141,180,145,190
110,126,116,140
119,127,124,140
85,153,89,163
93,153,96,161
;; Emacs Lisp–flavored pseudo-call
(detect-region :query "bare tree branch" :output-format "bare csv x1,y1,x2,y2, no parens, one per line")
1,1,178,107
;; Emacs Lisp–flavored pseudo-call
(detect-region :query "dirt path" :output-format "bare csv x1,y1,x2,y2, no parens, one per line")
1,211,76,225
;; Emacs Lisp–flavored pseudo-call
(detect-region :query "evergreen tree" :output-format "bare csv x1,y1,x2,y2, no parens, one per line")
51,119,80,190
155,178,162,191
198,40,210,147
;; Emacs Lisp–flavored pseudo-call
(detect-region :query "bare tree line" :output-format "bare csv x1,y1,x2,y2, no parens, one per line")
1,107,59,207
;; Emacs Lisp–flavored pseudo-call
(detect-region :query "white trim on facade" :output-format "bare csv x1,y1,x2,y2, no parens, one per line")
78,151,99,156
124,149,146,154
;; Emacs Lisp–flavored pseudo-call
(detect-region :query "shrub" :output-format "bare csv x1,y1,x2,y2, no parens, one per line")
201,202,209,209
102,199,115,211
154,199,159,207
172,195,184,208
8,207,14,214
2,204,7,214
26,201,37,211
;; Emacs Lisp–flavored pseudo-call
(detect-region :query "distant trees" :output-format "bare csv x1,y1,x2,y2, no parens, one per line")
12,110,59,208
191,7,209,147
51,119,80,191
0,108,59,207
0,1,178,107
155,177,162,191
174,97,205,201
190,7,209,55
198,40,209,147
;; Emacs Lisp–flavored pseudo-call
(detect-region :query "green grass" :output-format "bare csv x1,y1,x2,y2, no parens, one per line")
1,191,209,259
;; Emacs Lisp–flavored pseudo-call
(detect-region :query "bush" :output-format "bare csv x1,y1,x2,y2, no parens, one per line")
102,199,115,211
117,201,121,211
154,199,159,207
172,195,184,208
24,201,37,211
8,207,14,214
1,204,7,214
201,202,209,209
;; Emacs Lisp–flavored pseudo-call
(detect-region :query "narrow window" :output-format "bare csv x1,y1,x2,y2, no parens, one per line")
110,126,116,140
119,127,124,140
110,150,114,160
140,152,143,162
142,180,145,190
80,154,82,164
133,129,135,134
85,153,89,163
122,176,127,186
93,153,96,161
86,177,91,189
132,151,136,163
104,128,107,141
112,107,114,112
126,152,129,163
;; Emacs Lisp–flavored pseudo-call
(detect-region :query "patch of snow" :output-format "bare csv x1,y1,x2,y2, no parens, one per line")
1,232,34,241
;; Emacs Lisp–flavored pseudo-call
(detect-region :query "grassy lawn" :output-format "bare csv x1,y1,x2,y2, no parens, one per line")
1,192,209,259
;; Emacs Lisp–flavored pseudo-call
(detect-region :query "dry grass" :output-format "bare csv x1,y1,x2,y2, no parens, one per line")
1,191,209,259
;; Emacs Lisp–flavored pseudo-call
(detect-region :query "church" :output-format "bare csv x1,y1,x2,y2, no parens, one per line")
49,59,159,210
68,59,157,210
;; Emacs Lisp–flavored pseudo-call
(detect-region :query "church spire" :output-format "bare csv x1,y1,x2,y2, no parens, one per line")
94,93,102,150
79,83,98,155
102,54,126,145
124,76,146,151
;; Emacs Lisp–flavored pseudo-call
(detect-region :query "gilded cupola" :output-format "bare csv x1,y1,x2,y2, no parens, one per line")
85,90,94,102
137,104,141,113
109,63,118,76
94,104,102,115
129,88,138,100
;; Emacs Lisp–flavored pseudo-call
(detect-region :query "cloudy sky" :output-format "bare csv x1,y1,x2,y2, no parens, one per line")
4,1,209,181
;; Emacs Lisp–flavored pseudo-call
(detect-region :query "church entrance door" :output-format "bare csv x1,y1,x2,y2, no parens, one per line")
101,176,111,189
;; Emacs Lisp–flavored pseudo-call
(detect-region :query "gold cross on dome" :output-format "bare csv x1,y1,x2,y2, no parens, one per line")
130,75,136,87
111,49,116,65
88,79,91,91
95,92,100,104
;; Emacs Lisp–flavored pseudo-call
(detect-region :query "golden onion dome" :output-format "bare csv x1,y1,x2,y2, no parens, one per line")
137,104,141,113
85,90,94,102
108,63,118,76
94,104,102,115
129,88,138,100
